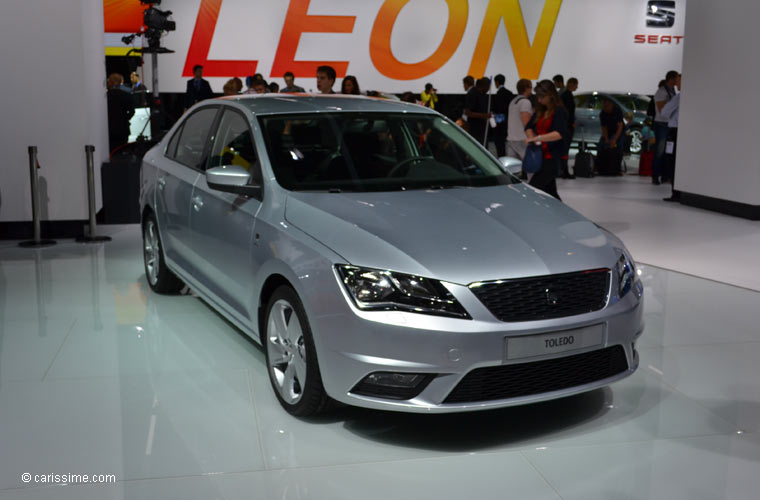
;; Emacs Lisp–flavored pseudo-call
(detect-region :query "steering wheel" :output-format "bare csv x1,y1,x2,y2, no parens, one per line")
316,151,342,170
387,156,435,178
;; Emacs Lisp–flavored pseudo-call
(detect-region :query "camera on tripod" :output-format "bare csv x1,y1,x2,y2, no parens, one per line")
141,0,175,31
141,0,175,52
119,0,177,143
121,1,175,52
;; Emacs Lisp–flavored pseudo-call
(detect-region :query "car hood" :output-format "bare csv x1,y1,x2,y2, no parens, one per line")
284,185,619,285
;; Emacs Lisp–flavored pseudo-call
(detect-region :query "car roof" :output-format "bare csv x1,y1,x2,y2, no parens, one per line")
220,93,436,115
577,92,650,98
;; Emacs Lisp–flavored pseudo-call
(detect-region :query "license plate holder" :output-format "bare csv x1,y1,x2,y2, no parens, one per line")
505,324,605,361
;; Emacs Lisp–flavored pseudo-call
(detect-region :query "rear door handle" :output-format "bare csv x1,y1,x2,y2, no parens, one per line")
157,177,166,190
192,196,204,212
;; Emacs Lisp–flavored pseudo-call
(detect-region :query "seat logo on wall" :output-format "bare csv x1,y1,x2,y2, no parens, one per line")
646,0,676,28
634,0,682,45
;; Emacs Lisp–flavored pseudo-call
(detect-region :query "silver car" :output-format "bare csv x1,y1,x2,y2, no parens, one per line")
574,92,651,153
140,94,644,416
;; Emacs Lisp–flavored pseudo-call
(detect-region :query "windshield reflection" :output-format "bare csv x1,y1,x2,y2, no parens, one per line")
259,113,518,192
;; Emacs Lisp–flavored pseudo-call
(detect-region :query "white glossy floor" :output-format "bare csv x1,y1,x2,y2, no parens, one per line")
1,176,759,499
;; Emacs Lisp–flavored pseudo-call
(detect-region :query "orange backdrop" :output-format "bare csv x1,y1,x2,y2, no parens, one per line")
103,0,145,33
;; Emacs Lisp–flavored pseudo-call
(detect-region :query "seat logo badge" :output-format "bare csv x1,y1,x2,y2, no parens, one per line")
546,290,559,306
646,1,676,28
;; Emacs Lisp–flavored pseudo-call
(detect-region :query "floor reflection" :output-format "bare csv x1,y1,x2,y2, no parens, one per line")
1,225,759,500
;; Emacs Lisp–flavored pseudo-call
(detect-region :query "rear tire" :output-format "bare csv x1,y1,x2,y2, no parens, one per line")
142,213,184,294
629,128,643,155
264,285,331,416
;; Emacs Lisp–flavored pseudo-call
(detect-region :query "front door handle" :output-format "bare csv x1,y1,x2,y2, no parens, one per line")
157,177,166,190
192,196,204,212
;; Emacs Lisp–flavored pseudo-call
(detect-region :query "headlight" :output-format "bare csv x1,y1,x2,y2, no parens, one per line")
616,250,637,298
336,265,470,319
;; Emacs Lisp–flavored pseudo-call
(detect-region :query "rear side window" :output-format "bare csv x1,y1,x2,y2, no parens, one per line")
172,107,218,169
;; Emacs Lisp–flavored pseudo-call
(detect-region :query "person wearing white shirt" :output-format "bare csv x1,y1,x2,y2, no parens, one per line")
661,92,680,129
661,74,681,202
652,70,679,184
506,79,533,161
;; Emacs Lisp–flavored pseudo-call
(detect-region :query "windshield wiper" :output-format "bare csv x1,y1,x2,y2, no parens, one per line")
398,184,469,191
430,185,469,190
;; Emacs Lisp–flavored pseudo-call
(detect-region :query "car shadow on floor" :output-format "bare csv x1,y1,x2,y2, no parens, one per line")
307,388,622,452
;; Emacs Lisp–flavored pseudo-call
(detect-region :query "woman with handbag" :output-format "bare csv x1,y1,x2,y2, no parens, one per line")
523,80,568,200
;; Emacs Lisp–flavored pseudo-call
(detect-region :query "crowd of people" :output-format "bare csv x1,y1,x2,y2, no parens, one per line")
453,69,681,201
453,73,580,199
108,63,683,203
193,65,339,106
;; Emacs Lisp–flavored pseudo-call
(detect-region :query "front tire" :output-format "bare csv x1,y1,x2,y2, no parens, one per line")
142,213,184,294
264,286,330,416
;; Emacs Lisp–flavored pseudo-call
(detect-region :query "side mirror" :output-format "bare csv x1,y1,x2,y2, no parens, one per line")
206,165,261,197
498,156,523,176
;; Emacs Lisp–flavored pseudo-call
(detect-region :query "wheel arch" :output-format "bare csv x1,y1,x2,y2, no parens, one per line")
258,273,296,344
141,205,154,226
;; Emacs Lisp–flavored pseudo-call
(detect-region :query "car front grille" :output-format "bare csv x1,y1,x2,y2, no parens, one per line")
443,345,628,404
469,269,610,322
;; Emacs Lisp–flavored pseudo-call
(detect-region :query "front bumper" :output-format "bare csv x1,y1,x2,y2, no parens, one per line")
309,278,644,413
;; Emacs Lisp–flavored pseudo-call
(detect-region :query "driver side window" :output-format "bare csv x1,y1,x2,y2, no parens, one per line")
208,109,261,183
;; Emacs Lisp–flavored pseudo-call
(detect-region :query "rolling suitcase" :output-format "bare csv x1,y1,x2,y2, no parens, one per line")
638,151,653,176
573,129,594,178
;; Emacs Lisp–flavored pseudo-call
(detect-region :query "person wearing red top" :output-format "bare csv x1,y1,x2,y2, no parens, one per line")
524,80,569,200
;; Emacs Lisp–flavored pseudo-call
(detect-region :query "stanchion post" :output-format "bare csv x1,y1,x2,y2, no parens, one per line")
30,146,40,241
19,146,56,248
77,144,111,243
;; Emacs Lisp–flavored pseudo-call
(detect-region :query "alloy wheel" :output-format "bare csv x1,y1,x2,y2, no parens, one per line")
267,299,307,405
143,219,160,286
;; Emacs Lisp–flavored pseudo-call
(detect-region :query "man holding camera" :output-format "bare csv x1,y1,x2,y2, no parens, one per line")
420,83,438,109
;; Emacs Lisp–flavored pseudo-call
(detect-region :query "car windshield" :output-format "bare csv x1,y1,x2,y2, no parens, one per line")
612,94,650,112
258,112,517,192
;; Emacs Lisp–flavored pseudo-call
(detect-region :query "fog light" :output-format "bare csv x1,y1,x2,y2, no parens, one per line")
367,372,425,387
351,372,434,400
